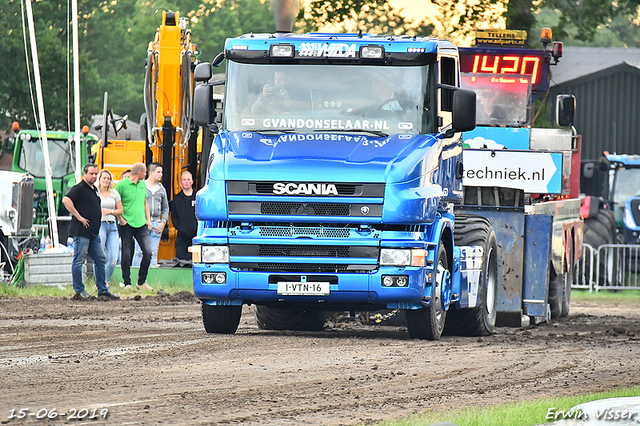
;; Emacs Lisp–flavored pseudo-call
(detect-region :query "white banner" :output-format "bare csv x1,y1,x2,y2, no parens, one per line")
463,149,563,194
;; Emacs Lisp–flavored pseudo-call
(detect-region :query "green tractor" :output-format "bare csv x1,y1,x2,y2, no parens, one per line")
11,128,98,225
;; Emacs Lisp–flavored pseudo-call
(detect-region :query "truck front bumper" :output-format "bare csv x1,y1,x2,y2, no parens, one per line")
193,263,431,309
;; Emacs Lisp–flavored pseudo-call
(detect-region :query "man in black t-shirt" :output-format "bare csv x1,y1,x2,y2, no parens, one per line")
62,164,120,300
170,171,197,261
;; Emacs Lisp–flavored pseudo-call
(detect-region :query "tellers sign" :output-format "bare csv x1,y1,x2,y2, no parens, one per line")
459,48,549,91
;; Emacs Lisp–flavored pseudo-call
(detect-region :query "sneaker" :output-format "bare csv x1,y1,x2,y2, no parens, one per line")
119,282,125,288
72,290,91,300
121,284,135,292
97,291,121,300
137,283,155,292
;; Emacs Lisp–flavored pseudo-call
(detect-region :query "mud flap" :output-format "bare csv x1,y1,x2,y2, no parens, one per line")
522,214,553,318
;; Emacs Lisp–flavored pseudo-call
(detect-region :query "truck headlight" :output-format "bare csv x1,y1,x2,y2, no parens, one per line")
189,245,229,263
202,246,230,263
380,249,411,266
380,248,426,267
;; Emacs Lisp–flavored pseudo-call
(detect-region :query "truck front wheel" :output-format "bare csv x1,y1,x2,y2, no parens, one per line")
445,214,498,336
201,303,242,334
406,243,449,340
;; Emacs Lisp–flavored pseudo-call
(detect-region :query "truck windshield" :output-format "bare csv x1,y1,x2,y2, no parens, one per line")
18,138,75,178
224,62,434,135
461,73,531,127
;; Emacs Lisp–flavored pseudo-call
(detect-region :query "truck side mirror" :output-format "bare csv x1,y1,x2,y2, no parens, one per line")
194,84,213,127
194,63,213,83
452,89,476,133
556,94,575,127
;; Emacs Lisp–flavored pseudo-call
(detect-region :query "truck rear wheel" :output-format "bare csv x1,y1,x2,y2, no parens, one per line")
548,268,564,320
201,303,242,334
445,214,498,336
406,243,449,340
255,306,326,331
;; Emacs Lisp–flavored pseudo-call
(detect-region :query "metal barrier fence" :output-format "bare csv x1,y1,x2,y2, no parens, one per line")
575,243,640,292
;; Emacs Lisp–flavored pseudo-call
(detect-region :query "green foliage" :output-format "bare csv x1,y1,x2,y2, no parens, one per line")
532,8,640,48
433,0,640,47
0,0,103,129
298,0,434,36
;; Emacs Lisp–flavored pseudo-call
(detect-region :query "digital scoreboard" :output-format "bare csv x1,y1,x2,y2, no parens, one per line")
459,48,550,92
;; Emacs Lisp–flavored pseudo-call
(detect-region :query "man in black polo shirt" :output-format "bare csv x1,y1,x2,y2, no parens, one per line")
62,163,119,300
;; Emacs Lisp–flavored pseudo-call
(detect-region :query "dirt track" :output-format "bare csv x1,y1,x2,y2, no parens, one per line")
1,294,639,426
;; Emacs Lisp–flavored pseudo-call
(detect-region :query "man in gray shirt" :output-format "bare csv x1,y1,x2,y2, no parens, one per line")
133,162,169,266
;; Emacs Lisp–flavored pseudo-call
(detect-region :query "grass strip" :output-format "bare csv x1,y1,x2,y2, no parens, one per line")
372,385,640,426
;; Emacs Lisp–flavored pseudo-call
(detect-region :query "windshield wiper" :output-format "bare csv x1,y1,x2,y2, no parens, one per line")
314,129,389,137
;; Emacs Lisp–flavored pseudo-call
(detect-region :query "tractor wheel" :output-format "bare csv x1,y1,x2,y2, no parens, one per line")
255,306,326,331
584,208,618,287
406,243,449,340
201,303,242,334
445,214,498,336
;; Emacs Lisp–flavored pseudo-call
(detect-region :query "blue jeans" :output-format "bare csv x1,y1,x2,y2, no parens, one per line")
72,235,108,294
99,221,120,284
119,223,152,286
133,221,162,266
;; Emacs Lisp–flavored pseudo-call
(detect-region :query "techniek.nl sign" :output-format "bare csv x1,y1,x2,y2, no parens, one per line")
463,149,563,194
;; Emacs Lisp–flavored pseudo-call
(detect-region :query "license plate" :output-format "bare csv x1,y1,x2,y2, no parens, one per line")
277,281,330,296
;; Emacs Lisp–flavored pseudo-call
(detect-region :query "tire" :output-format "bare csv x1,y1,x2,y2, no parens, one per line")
583,208,618,287
561,245,574,318
254,306,326,331
406,243,449,340
445,214,498,336
548,267,564,320
599,208,617,236
201,303,242,334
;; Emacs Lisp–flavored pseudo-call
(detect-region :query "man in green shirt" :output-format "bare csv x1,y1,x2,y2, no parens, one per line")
115,162,154,291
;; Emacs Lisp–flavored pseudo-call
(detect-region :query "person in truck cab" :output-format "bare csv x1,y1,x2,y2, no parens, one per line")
476,88,507,125
250,70,307,113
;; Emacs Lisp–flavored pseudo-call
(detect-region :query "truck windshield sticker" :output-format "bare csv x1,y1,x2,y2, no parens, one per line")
261,117,390,131
298,43,357,58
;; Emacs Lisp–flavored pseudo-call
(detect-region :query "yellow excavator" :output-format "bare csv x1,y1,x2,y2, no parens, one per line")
94,10,201,261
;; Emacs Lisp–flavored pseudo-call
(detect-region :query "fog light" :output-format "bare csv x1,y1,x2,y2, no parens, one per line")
382,276,394,287
202,272,226,284
396,276,408,287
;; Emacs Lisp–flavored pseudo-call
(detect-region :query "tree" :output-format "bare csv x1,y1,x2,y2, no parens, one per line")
297,0,434,36
0,0,103,129
433,0,640,45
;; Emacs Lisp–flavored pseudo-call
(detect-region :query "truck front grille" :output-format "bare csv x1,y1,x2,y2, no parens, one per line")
257,226,351,238
262,202,349,216
228,201,382,217
230,244,378,258
231,263,376,273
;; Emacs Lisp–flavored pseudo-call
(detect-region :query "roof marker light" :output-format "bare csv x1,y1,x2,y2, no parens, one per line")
360,45,384,59
270,44,294,57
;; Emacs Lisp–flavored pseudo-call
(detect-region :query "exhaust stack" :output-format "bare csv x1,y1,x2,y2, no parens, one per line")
271,0,301,33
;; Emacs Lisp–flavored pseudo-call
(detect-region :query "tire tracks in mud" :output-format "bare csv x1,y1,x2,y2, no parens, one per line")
0,298,639,425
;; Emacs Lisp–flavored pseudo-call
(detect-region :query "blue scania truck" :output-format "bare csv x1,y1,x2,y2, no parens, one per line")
189,31,566,339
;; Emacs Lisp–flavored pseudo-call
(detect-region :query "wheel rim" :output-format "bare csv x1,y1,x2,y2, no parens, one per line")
434,263,447,324
485,246,497,315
